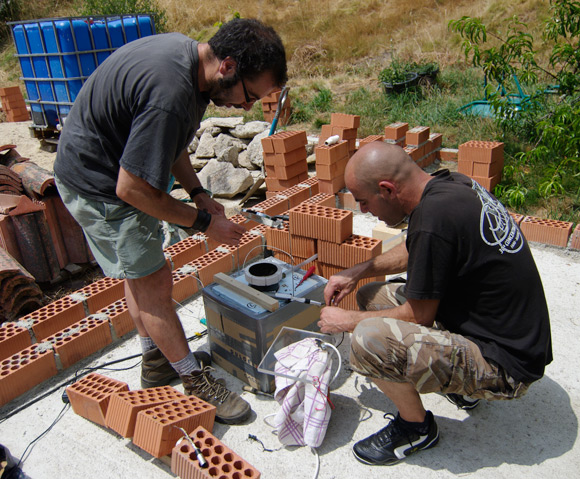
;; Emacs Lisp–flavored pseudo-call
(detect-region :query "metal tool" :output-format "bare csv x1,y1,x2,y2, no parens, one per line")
296,265,316,287
241,209,289,229
242,385,274,397
291,254,318,271
174,426,208,468
274,292,323,306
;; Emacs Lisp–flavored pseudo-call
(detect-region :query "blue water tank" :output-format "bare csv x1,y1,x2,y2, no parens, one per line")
9,15,156,130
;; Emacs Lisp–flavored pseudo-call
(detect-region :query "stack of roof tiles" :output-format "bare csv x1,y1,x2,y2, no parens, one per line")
262,131,309,191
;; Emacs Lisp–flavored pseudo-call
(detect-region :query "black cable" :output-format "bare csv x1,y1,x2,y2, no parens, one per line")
335,332,345,348
247,434,282,453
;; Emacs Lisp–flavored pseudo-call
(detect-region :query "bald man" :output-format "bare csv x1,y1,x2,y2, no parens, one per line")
318,142,552,466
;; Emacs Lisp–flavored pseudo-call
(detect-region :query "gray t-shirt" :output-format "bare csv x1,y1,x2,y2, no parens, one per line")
54,33,208,204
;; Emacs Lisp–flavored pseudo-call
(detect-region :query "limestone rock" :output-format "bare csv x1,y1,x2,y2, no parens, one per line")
246,129,270,169
198,159,253,198
238,150,257,170
195,131,216,158
230,121,270,139
216,145,239,166
188,136,199,154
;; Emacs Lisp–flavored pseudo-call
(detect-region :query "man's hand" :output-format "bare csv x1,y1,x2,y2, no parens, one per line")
195,193,225,216
323,268,360,306
318,306,361,334
205,215,245,245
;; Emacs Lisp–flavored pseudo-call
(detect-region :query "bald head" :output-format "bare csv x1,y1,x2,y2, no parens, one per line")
345,142,418,193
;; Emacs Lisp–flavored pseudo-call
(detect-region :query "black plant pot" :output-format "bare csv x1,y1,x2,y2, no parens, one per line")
418,67,440,86
381,72,419,94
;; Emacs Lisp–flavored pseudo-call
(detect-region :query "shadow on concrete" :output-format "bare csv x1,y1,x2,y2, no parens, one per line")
403,375,575,473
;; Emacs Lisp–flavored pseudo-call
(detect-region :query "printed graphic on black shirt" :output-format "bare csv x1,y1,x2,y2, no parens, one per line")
472,180,524,254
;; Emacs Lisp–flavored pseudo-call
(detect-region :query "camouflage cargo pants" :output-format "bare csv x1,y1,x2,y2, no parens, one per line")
350,281,530,400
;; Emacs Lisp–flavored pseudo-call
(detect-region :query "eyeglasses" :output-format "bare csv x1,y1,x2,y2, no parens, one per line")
240,78,255,104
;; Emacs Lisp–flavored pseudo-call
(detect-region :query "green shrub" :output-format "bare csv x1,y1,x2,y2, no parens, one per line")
75,0,168,32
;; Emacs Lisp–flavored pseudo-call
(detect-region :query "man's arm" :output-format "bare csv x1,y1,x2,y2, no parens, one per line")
116,167,245,244
318,297,439,334
171,149,225,216
323,241,408,306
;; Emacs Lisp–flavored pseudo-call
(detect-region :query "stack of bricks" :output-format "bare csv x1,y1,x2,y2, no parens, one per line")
261,89,291,125
458,141,504,191
0,86,29,122
405,126,432,168
262,131,309,191
319,113,360,158
314,139,350,194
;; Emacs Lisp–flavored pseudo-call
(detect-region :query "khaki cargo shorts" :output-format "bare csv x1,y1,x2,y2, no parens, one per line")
55,176,166,279
351,281,530,400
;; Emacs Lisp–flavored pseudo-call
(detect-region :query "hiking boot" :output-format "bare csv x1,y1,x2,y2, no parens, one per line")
181,366,251,425
445,393,480,410
353,411,439,466
141,348,212,389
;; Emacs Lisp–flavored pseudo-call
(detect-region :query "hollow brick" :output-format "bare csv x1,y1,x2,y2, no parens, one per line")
303,192,336,208
0,344,57,407
46,315,113,369
318,176,346,195
66,373,129,426
265,173,308,192
0,322,32,361
105,386,187,438
318,235,382,268
458,140,504,164
189,250,235,287
74,277,125,314
96,298,135,338
358,135,384,149
406,126,430,146
569,224,580,250
172,268,200,303
133,396,216,458
520,216,573,247
288,204,352,243
171,426,261,479
263,147,307,167
270,131,307,154
25,296,86,341
384,122,409,142
164,236,207,270
315,141,349,165
316,156,348,180
330,113,361,129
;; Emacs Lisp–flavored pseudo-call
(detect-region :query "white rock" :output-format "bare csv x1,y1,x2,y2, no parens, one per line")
188,136,199,154
238,150,257,170
230,121,270,139
246,129,270,169
195,131,216,158
198,159,254,198
217,145,239,167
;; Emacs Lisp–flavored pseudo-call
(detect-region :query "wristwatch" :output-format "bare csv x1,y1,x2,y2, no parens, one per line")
189,186,213,199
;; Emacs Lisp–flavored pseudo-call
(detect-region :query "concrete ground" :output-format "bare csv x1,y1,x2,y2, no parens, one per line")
1,212,579,479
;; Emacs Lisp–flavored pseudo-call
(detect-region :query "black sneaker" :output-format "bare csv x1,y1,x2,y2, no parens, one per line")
353,411,439,466
445,393,480,410
181,366,251,425
141,348,212,388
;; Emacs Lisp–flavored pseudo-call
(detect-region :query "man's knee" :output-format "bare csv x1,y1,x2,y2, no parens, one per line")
127,263,173,301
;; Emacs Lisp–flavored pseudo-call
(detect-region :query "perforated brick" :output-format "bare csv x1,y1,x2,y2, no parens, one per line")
217,231,264,270
458,140,504,164
263,147,307,167
252,196,290,217
275,183,311,207
105,386,186,438
164,236,207,270
358,135,384,149
171,426,260,479
406,126,430,146
0,322,32,361
269,130,307,154
189,250,235,287
315,141,349,165
384,122,409,142
66,373,129,426
265,173,308,192
520,216,573,247
471,173,502,192
25,296,86,341
289,204,352,243
570,224,580,250
439,148,459,162
303,193,335,208
0,344,57,407
318,235,382,268
509,212,524,225
273,159,308,180
265,223,317,259
75,277,125,314
96,299,134,339
133,396,216,458
46,315,113,369
318,176,346,194
316,156,348,181
172,267,200,303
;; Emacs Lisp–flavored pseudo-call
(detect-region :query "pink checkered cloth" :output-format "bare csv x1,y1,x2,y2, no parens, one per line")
272,338,334,448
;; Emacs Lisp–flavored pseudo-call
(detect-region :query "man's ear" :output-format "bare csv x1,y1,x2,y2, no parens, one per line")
378,180,397,198
218,56,237,77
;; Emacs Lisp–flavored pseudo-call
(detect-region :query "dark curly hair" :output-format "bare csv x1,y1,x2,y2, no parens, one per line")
208,18,288,86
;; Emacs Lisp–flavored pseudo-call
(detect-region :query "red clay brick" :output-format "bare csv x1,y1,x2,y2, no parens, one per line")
164,236,207,270
66,373,129,426
440,148,459,162
265,222,317,258
265,173,308,192
105,386,187,438
358,135,384,149
318,234,382,268
384,122,409,142
263,147,307,167
273,159,308,180
316,156,348,180
520,216,573,247
471,174,502,192
189,250,235,287
331,113,361,129
25,296,86,341
172,426,261,479
96,299,135,339
172,267,200,303
133,396,216,458
252,196,290,216
336,192,359,211
318,176,346,194
569,224,580,250
0,344,58,407
458,159,504,178
289,204,352,243
280,183,312,207
458,140,504,164
406,126,430,146
0,322,32,361
509,212,524,225
270,131,307,154
217,231,263,269
74,277,125,314
303,192,336,208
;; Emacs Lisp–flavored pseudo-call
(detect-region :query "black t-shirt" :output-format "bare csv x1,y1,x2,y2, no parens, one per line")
54,33,209,204
405,170,552,382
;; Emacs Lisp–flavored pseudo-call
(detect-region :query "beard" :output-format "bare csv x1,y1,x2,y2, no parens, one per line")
207,74,242,107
